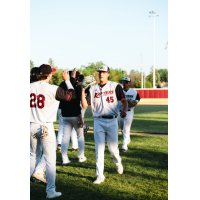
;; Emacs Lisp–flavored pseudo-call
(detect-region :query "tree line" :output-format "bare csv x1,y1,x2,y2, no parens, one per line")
30,59,168,88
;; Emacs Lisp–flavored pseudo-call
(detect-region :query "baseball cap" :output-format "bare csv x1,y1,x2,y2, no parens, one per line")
69,71,80,78
78,74,84,81
97,65,110,72
39,64,56,75
31,67,39,75
122,77,131,82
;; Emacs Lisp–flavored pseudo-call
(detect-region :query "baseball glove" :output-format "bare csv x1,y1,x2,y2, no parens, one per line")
127,99,138,108
81,75,96,89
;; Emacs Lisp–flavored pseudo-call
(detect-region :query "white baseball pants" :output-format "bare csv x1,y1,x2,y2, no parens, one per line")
61,117,85,163
118,109,134,150
69,107,87,149
30,122,56,194
57,109,63,145
57,109,79,149
94,117,122,179
33,154,46,174
70,128,79,149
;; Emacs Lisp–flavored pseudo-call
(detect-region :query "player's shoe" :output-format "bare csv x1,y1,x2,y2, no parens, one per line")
116,164,123,174
84,126,89,136
78,156,87,163
71,148,79,152
93,176,105,184
122,149,127,152
32,173,46,183
56,144,61,152
62,160,71,165
46,191,62,199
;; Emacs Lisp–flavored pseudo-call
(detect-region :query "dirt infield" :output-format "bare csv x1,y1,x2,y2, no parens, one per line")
137,103,168,106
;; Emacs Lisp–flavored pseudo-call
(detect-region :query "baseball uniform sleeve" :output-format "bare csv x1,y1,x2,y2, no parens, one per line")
70,77,76,86
115,84,125,100
135,92,140,101
55,81,76,101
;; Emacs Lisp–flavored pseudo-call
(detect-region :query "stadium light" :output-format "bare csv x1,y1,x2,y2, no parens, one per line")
149,10,159,88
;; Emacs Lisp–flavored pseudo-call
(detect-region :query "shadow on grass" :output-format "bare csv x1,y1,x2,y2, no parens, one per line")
30,171,167,200
31,134,168,200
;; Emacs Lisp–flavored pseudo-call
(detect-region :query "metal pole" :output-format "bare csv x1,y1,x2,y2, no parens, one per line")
141,54,143,89
153,13,155,88
149,11,159,89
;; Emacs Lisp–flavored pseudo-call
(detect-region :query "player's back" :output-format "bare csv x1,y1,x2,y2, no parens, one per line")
30,81,59,123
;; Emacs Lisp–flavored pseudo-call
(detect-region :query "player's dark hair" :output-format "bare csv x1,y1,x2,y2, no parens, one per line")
30,75,39,83
37,74,50,80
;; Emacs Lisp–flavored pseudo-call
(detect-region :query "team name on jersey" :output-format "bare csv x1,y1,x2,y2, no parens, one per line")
94,91,114,98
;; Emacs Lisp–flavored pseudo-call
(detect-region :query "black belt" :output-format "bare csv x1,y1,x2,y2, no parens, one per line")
120,109,131,112
98,115,117,119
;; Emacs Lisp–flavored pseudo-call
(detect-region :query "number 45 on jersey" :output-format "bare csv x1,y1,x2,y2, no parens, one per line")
106,96,114,103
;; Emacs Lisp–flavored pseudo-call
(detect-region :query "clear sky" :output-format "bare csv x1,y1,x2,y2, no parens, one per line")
30,0,168,76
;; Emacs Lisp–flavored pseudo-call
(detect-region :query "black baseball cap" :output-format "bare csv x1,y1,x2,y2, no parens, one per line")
69,70,80,78
39,64,56,75
78,74,84,81
31,67,39,75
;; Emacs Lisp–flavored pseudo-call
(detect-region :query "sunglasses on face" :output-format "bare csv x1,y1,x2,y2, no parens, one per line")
122,81,129,84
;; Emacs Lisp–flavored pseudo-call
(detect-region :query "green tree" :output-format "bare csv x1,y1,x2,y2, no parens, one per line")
145,80,153,88
133,81,141,88
48,58,63,86
158,69,168,82
30,60,35,72
79,61,105,83
77,62,127,84
146,66,161,88
127,70,141,88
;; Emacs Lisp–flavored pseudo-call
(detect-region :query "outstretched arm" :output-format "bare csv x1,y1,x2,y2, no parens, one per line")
81,88,88,108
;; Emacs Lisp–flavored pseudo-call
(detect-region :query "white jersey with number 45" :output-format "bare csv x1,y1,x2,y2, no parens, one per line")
89,81,119,117
30,81,60,123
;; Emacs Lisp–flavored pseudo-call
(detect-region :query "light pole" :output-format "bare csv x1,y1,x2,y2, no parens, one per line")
141,54,143,89
149,11,159,88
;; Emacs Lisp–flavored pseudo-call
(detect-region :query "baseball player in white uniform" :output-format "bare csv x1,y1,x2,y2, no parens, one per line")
118,77,140,152
81,65,128,184
30,64,76,199
30,67,47,183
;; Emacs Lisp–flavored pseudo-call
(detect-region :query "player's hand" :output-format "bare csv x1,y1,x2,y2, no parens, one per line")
71,68,77,78
62,69,69,81
120,110,127,118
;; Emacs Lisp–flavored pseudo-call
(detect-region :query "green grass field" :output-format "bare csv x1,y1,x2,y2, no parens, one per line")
30,132,168,200
54,102,168,134
31,100,168,199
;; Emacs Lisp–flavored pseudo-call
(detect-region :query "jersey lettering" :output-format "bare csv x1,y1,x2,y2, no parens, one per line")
37,94,45,108
30,93,36,107
106,96,114,103
94,91,114,98
30,93,45,109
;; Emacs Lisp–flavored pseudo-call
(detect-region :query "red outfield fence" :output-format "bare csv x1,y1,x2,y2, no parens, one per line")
135,89,168,98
